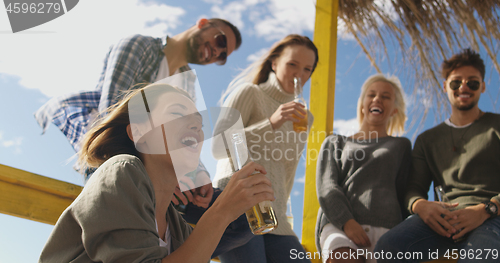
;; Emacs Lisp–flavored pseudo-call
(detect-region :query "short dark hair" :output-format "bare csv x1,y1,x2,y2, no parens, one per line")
441,48,485,80
209,18,242,50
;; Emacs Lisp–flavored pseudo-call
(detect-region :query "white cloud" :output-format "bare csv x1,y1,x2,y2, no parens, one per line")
206,0,315,41
333,118,359,136
338,0,399,41
208,0,269,30
337,19,355,40
293,190,301,196
252,0,315,41
2,137,23,147
202,0,223,4
374,0,398,21
0,0,186,97
244,0,267,5
210,1,248,29
295,176,305,184
0,131,23,154
247,48,268,63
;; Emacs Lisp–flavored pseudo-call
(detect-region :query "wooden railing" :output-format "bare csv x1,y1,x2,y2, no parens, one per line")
0,163,82,225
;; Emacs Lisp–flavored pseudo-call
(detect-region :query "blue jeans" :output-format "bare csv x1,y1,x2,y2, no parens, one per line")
218,234,312,263
374,214,500,262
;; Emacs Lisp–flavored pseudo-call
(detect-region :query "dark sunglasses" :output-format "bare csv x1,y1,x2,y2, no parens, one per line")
449,79,481,91
210,23,228,65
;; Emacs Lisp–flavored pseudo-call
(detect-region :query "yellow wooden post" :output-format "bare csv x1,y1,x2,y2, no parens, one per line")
301,0,338,261
0,164,82,225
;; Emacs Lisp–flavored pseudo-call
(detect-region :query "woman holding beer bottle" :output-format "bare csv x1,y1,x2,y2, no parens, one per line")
39,82,275,263
213,34,318,263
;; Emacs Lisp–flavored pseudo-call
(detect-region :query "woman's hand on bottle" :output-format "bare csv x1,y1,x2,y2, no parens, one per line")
269,101,307,130
211,162,275,222
343,219,371,247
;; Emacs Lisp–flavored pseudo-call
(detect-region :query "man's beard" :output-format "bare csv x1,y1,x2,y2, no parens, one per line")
185,31,205,65
455,100,477,111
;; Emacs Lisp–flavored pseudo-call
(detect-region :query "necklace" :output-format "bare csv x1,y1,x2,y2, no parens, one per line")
449,110,483,152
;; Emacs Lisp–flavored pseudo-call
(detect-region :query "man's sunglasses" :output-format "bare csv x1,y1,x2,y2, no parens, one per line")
210,23,228,65
449,79,481,91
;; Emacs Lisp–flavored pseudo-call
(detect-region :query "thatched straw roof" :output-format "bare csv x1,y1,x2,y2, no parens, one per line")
338,0,500,127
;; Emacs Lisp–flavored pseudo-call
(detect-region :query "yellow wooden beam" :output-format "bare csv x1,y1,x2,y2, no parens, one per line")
0,163,82,225
302,0,338,261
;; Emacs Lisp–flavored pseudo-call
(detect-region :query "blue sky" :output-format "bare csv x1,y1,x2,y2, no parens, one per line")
1,0,499,262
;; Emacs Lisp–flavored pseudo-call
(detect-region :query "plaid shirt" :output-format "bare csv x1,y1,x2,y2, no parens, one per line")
35,34,195,152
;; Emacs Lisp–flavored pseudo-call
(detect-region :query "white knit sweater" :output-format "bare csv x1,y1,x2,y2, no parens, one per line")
213,72,313,236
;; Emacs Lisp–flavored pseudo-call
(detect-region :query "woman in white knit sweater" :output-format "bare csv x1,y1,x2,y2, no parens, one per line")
213,34,318,263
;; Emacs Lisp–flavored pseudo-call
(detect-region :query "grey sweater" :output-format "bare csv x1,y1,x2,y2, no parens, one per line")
315,135,411,249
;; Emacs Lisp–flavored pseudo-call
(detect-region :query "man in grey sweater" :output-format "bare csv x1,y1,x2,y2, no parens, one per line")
375,49,500,262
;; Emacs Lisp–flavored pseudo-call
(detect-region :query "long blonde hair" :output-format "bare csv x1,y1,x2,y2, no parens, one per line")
356,74,407,136
219,34,318,105
77,83,192,173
